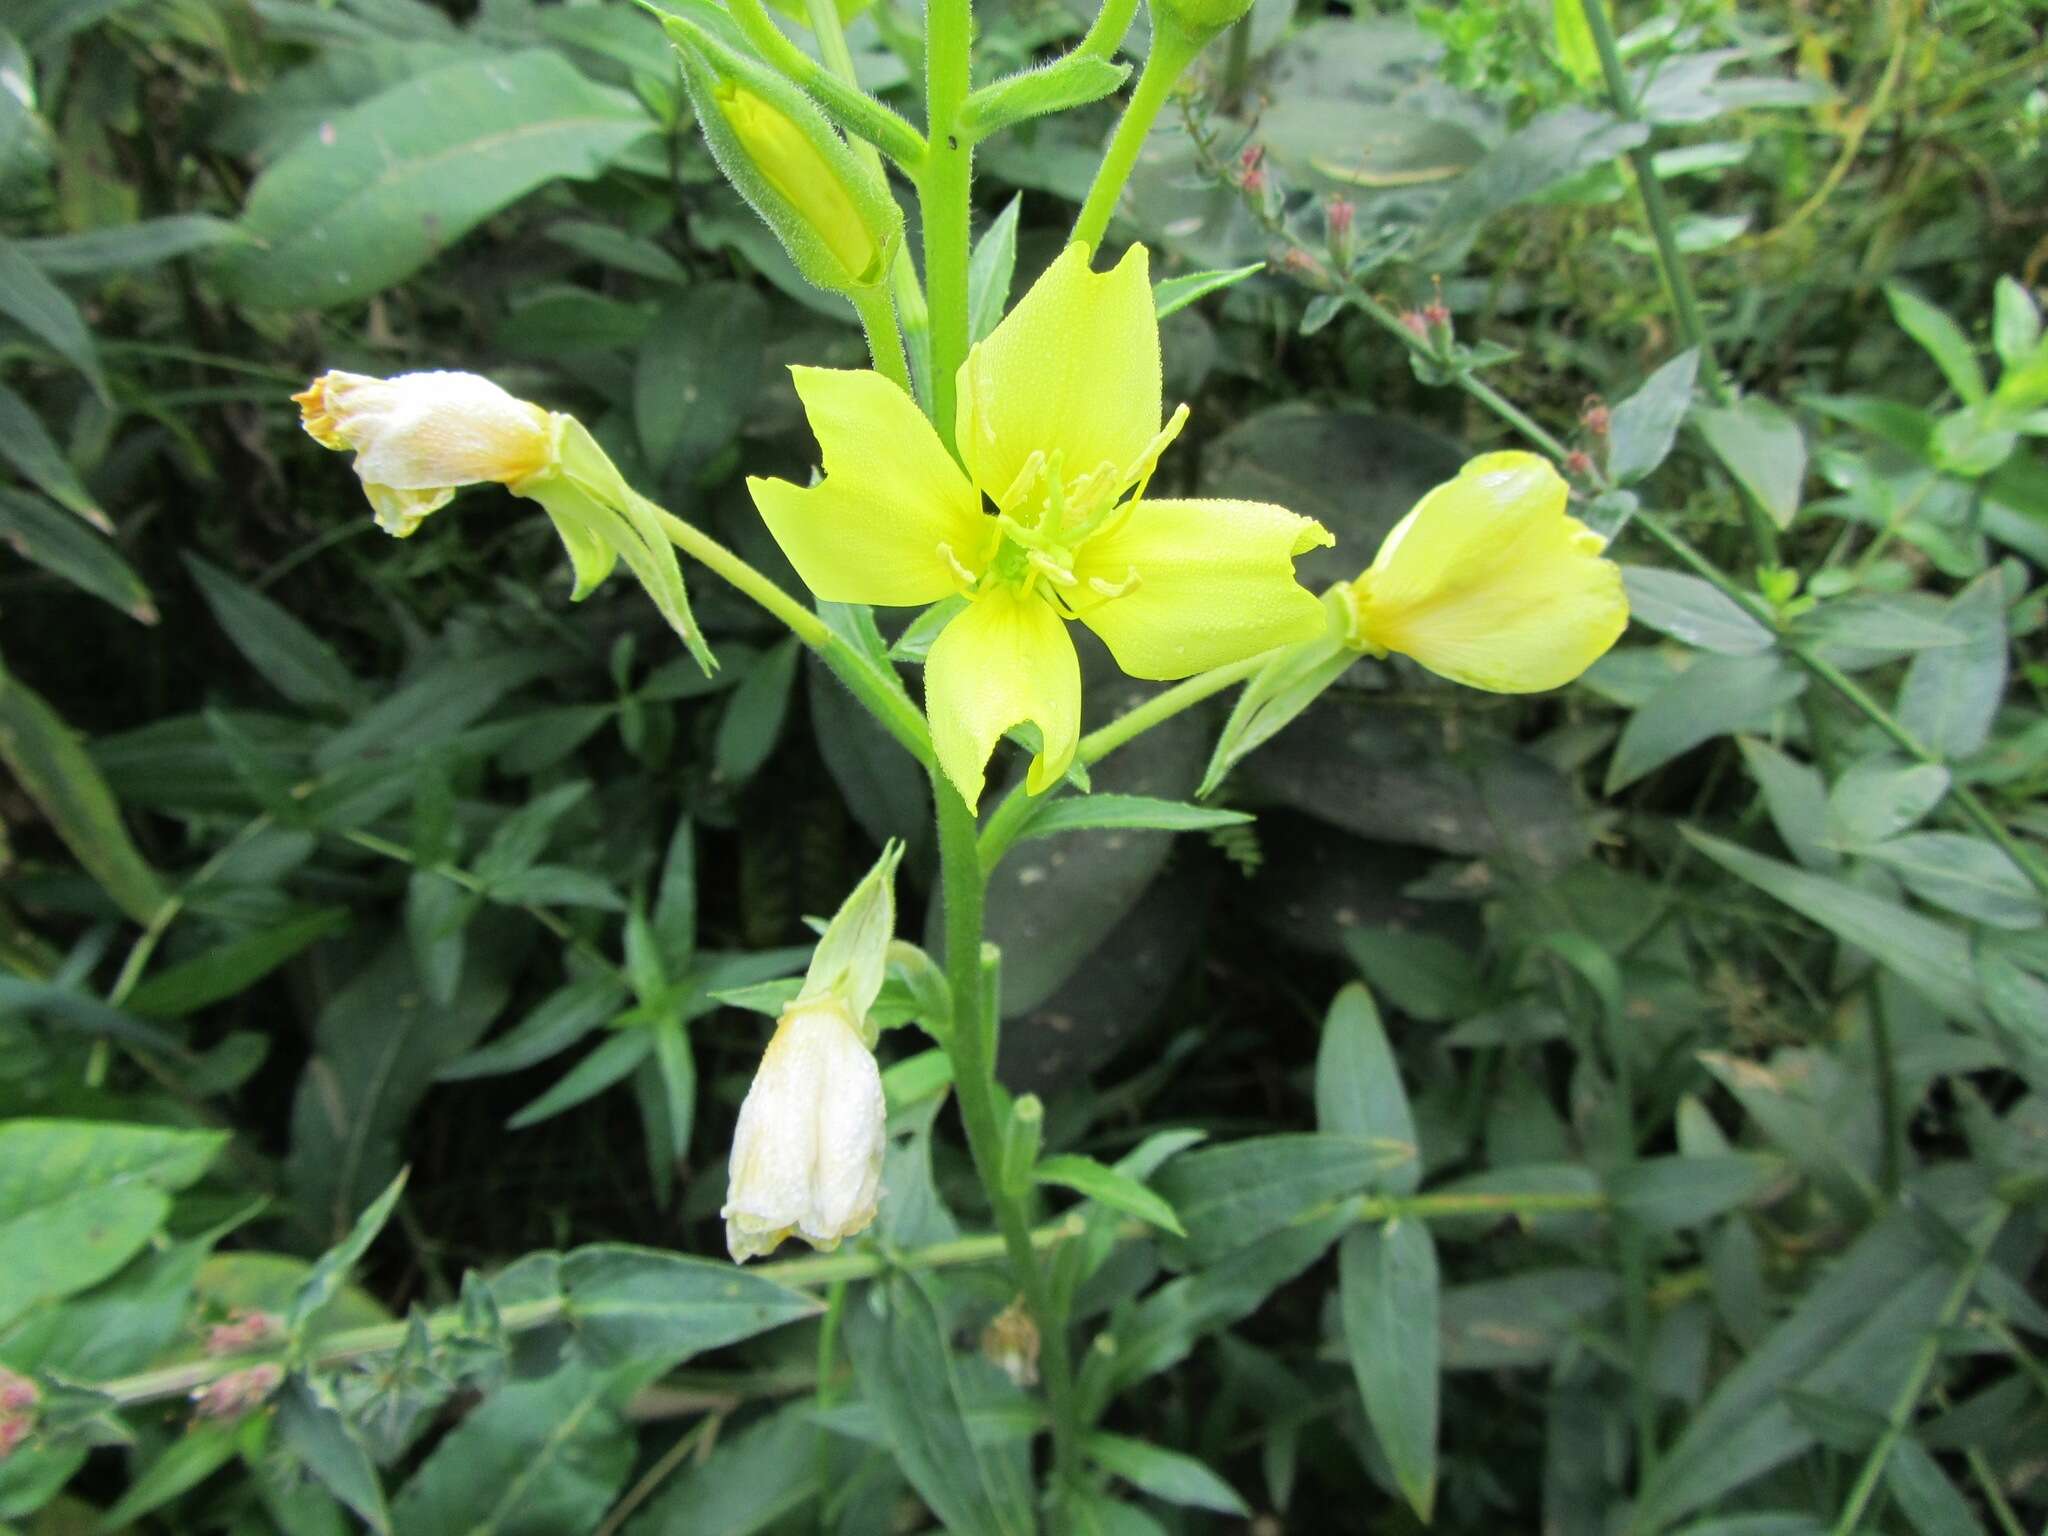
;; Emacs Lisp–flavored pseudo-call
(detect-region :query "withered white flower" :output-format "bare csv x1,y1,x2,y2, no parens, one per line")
293,369,555,536
722,998,887,1263
723,841,902,1263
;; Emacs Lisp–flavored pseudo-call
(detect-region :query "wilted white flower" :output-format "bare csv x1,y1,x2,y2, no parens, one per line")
293,370,556,536
722,999,886,1263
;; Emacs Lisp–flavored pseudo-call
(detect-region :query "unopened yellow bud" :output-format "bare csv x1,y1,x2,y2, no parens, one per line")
716,85,881,287
293,370,555,536
1343,452,1627,693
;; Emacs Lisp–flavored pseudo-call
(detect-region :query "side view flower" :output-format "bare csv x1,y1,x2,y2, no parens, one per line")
1342,450,1627,693
294,368,715,672
723,844,901,1262
748,241,1334,809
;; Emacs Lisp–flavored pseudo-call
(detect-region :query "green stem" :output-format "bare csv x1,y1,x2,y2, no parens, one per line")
640,498,932,764
1828,1203,2007,1536
977,650,1273,870
932,771,1084,1522
1070,22,1203,253
918,0,974,451
1579,0,1777,564
1075,0,1142,60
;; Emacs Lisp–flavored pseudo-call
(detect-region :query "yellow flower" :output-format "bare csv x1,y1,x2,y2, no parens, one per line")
293,370,555,536
749,242,1333,809
723,999,887,1263
715,85,881,286
1342,451,1627,692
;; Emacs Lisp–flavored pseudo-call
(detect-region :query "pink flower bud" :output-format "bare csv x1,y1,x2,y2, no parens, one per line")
1326,198,1355,236
206,1310,281,1356
0,1370,36,1414
1582,400,1610,437
1400,311,1430,340
1423,300,1452,329
191,1363,284,1421
1565,449,1595,477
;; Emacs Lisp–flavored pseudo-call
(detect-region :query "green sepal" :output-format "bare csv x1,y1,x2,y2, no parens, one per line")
662,16,903,300
1197,587,1360,798
523,420,718,677
959,54,1131,142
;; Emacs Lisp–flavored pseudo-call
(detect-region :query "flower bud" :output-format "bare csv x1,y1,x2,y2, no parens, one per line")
190,1363,284,1421
1149,0,1256,50
294,370,556,536
666,20,901,297
722,998,886,1262
1340,452,1627,693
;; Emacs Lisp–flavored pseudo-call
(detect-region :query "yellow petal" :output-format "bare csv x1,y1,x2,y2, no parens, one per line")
750,367,991,606
1351,451,1628,692
1072,498,1334,679
955,242,1161,509
925,585,1081,811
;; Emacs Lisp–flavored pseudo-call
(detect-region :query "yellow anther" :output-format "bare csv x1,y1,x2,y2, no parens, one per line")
1028,549,1079,587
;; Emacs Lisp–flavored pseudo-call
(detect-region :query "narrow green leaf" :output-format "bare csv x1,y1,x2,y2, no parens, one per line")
1314,983,1419,1194
1608,1154,1784,1230
1885,283,1987,403
1017,794,1252,841
1863,832,2045,930
1606,653,1806,793
713,636,800,785
1340,1220,1440,1522
1886,1438,1987,1536
1154,262,1266,320
1736,738,1837,871
1898,568,2008,760
0,662,169,924
506,1031,654,1130
967,194,1020,344
291,1169,409,1332
275,1377,391,1535
844,1272,1035,1536
93,1421,239,1533
1034,1153,1184,1235
0,384,107,527
1683,829,1986,1027
184,554,362,712
438,976,628,1081
559,1244,818,1365
1085,1432,1249,1516
128,907,351,1018
0,237,104,394
1153,1134,1394,1264
0,486,153,621
21,215,250,275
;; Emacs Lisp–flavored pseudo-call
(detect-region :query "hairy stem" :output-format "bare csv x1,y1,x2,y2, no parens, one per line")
932,772,1083,1522
1071,22,1202,253
919,0,974,450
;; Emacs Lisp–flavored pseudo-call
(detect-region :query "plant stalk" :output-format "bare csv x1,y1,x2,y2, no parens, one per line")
1071,22,1202,253
919,0,974,451
931,771,1084,1523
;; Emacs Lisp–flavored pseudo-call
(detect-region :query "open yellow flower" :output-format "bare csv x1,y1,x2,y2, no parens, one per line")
1342,452,1627,692
749,242,1333,809
294,370,555,536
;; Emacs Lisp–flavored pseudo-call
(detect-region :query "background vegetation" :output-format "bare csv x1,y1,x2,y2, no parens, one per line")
2,0,2046,1532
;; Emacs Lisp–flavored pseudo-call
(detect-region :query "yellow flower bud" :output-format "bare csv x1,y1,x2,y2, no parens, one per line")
1343,452,1628,693
292,370,555,536
722,998,886,1263
715,84,881,287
